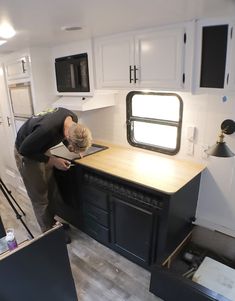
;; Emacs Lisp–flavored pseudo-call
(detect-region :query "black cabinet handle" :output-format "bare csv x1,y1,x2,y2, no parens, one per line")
134,65,138,83
129,65,134,83
227,73,229,85
7,116,11,127
21,60,26,73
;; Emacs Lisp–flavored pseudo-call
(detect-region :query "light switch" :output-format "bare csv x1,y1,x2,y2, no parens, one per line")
187,126,196,142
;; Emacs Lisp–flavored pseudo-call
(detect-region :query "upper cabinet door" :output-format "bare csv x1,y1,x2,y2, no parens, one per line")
5,56,30,81
95,35,135,88
135,26,186,90
226,22,235,91
94,23,188,90
194,19,235,93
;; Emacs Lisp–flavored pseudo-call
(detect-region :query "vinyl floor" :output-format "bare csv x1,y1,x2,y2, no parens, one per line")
0,185,162,301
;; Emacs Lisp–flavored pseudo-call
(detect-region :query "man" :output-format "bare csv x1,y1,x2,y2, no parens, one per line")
14,107,92,242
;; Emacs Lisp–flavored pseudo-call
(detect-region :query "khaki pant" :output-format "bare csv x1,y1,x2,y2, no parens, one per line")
14,147,61,232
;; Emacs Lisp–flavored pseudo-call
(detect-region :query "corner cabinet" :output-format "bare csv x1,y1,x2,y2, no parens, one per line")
55,164,202,269
95,22,192,91
194,18,235,93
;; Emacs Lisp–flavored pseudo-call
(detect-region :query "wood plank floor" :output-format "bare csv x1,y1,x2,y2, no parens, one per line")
0,185,162,301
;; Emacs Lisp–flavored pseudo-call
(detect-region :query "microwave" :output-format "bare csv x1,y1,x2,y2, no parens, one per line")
55,53,90,93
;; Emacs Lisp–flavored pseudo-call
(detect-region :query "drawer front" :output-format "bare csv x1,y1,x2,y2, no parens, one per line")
83,201,109,227
82,186,108,211
83,218,109,244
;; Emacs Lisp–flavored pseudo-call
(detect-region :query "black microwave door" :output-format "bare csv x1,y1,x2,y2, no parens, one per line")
55,57,90,93
74,59,90,92
55,61,73,92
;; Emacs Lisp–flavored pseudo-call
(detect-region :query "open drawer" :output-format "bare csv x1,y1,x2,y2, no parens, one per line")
150,226,235,301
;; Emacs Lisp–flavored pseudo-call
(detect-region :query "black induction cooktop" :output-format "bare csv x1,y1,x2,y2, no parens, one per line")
50,143,108,161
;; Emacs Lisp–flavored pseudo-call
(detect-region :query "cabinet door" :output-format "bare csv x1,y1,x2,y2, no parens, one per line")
95,35,135,88
226,22,235,90
135,26,186,90
5,56,30,81
111,195,154,267
54,166,80,209
194,19,233,92
53,166,82,228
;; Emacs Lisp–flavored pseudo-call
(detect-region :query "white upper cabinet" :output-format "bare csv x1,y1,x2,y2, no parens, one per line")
5,56,30,82
134,26,186,89
193,18,235,93
95,35,135,88
95,23,190,91
3,48,56,114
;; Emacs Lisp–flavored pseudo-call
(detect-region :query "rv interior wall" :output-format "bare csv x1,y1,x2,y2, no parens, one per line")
81,90,235,237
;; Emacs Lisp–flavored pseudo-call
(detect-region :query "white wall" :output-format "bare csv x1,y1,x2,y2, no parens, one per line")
81,90,235,237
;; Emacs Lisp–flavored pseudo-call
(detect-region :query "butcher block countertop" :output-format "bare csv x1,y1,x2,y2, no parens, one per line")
75,141,206,195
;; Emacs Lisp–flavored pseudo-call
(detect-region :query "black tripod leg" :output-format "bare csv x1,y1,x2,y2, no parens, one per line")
0,181,34,239
0,178,26,216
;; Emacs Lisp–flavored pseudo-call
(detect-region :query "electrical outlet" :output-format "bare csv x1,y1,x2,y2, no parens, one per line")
186,141,194,156
187,126,196,142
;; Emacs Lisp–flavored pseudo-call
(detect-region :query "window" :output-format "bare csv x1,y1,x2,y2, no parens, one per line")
126,91,183,155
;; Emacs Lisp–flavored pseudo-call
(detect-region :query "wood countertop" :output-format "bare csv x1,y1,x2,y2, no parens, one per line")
75,142,206,194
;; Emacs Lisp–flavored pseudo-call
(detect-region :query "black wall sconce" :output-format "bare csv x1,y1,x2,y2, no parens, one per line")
206,119,235,157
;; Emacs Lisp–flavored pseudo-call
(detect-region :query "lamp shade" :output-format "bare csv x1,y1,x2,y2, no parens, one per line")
206,142,235,157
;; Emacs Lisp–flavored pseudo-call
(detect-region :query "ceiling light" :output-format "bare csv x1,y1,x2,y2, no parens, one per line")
0,40,7,46
0,23,16,39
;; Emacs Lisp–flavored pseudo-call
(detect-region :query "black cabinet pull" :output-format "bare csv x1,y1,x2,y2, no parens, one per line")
21,60,26,73
227,73,229,85
129,65,134,83
134,65,138,83
7,116,11,127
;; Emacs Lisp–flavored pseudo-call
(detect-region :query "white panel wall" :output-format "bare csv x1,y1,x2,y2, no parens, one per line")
81,90,235,236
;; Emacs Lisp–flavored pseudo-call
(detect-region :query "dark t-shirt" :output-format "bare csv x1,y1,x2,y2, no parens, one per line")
15,107,78,162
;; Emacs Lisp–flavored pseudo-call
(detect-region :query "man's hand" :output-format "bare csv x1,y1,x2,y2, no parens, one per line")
48,156,71,171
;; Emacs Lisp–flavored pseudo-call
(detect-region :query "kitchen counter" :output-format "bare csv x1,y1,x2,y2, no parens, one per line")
76,141,206,194
54,142,205,267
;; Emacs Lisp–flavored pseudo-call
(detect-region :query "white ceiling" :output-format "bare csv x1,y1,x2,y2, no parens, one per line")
0,0,234,54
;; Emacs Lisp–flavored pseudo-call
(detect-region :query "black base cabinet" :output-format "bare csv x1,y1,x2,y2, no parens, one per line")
54,165,202,270
78,166,201,269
